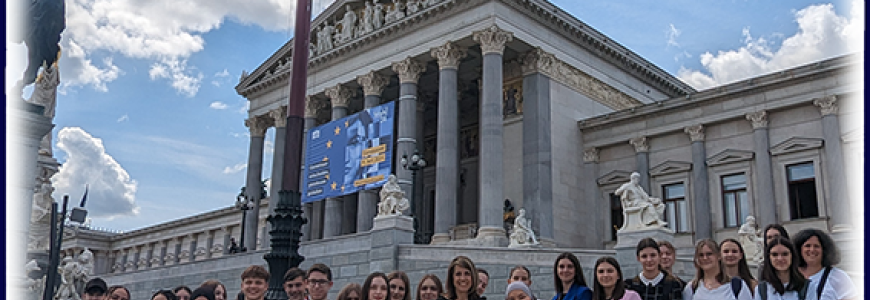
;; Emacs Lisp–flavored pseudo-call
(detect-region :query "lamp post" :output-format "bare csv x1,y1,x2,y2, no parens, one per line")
401,149,427,244
235,189,255,252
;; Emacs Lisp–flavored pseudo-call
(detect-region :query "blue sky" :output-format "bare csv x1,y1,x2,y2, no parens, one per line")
6,0,863,232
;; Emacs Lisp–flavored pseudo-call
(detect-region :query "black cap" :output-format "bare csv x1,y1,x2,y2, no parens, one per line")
85,278,108,294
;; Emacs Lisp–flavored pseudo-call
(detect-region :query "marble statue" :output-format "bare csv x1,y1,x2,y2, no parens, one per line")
361,1,375,34
385,1,406,24
29,63,60,156
316,23,335,54
373,0,385,29
25,259,45,296
406,0,420,14
55,256,82,300
509,208,539,247
338,5,358,43
378,174,410,216
29,181,54,251
614,172,667,230
737,216,764,264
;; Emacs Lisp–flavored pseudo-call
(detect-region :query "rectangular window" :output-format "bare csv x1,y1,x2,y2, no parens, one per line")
663,183,689,232
788,162,819,219
610,193,623,241
722,173,750,227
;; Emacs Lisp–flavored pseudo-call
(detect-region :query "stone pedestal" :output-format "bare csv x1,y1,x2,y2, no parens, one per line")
614,227,674,277
369,215,414,273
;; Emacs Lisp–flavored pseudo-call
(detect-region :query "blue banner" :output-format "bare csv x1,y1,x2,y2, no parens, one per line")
302,101,395,203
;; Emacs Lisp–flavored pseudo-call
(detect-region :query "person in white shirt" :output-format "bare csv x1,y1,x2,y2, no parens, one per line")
793,229,858,300
683,239,752,300
755,236,817,300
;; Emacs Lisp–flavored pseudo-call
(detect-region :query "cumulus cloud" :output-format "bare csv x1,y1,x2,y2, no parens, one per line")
223,163,247,174
148,58,203,97
210,101,229,109
51,127,139,218
678,1,864,90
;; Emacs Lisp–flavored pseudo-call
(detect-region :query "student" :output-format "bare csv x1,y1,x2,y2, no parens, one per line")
442,256,482,300
108,285,132,300
762,225,789,246
793,229,857,300
82,278,109,300
152,289,179,300
625,238,684,300
175,286,194,300
337,283,363,300
506,282,534,300
720,239,758,295
683,239,751,300
416,274,444,300
755,236,816,300
477,268,490,300
553,252,592,300
592,256,641,300
388,271,412,300
363,272,391,300
283,267,307,300
201,279,229,300
306,264,335,300
240,265,270,300
508,265,536,299
191,286,218,300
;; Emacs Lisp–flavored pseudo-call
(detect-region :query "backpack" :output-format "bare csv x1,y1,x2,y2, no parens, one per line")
816,266,833,300
758,281,810,300
693,277,743,298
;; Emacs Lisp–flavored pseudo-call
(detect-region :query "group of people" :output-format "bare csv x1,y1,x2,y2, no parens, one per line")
72,225,856,300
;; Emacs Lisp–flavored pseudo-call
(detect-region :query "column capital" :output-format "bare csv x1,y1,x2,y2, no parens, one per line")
629,136,649,153
356,71,389,96
473,25,513,55
392,57,425,84
245,116,272,137
745,111,768,129
684,124,705,142
521,48,557,75
430,41,467,70
583,148,599,163
269,106,288,128
325,84,354,108
813,95,838,116
304,96,325,118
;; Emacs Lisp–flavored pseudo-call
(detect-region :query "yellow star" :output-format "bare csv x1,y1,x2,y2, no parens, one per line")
341,185,345,192
345,120,349,127
325,174,330,179
331,182,337,190
334,126,341,135
326,140,333,148
322,156,328,161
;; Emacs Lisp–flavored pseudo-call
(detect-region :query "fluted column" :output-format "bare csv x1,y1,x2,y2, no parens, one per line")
323,84,354,238
391,57,425,218
356,71,389,232
685,125,711,239
745,112,776,227
430,42,466,243
813,96,851,230
473,25,513,246
244,116,272,250
521,48,555,242
629,136,651,191
263,106,288,248
302,97,321,240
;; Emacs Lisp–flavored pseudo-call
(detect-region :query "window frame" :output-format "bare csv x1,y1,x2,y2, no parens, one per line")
720,173,750,228
770,138,826,222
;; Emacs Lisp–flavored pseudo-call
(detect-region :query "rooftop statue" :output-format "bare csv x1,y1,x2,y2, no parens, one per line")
13,0,65,99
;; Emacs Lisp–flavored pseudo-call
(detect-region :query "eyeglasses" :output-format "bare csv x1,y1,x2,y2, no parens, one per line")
309,279,331,286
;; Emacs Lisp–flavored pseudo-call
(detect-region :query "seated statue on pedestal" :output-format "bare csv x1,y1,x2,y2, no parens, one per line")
509,208,539,247
614,172,667,230
737,215,764,264
378,174,410,217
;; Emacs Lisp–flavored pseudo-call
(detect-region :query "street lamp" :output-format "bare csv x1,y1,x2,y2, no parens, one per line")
235,189,255,252
401,149,427,244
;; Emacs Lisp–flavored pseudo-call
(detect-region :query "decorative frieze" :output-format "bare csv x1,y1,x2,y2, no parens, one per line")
745,111,768,129
583,148,599,163
357,71,389,96
392,57,425,84
473,25,513,55
813,95,838,116
629,136,649,153
430,41,467,70
684,124,705,142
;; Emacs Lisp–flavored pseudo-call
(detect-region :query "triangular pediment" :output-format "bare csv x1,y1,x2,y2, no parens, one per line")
706,149,754,166
770,137,824,155
650,161,692,176
598,170,633,186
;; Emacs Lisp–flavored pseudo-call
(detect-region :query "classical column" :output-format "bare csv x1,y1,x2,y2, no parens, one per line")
583,148,603,242
430,42,466,244
355,71,389,232
243,116,271,250
302,97,321,241
391,57,425,215
261,106,288,248
745,111,777,227
473,25,513,245
685,125,712,239
629,136,651,191
323,84,354,238
813,96,851,231
520,48,555,242
187,234,197,263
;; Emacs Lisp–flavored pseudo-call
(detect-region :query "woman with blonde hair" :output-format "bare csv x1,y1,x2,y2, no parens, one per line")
683,239,751,300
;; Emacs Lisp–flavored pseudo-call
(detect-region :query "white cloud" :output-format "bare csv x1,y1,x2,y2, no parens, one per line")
666,23,681,48
678,1,863,90
223,163,247,174
210,101,229,110
51,127,139,218
148,58,203,97
215,69,230,77
117,114,129,122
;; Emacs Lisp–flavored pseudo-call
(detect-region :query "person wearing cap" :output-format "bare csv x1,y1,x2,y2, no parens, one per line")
506,281,533,300
82,277,108,300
